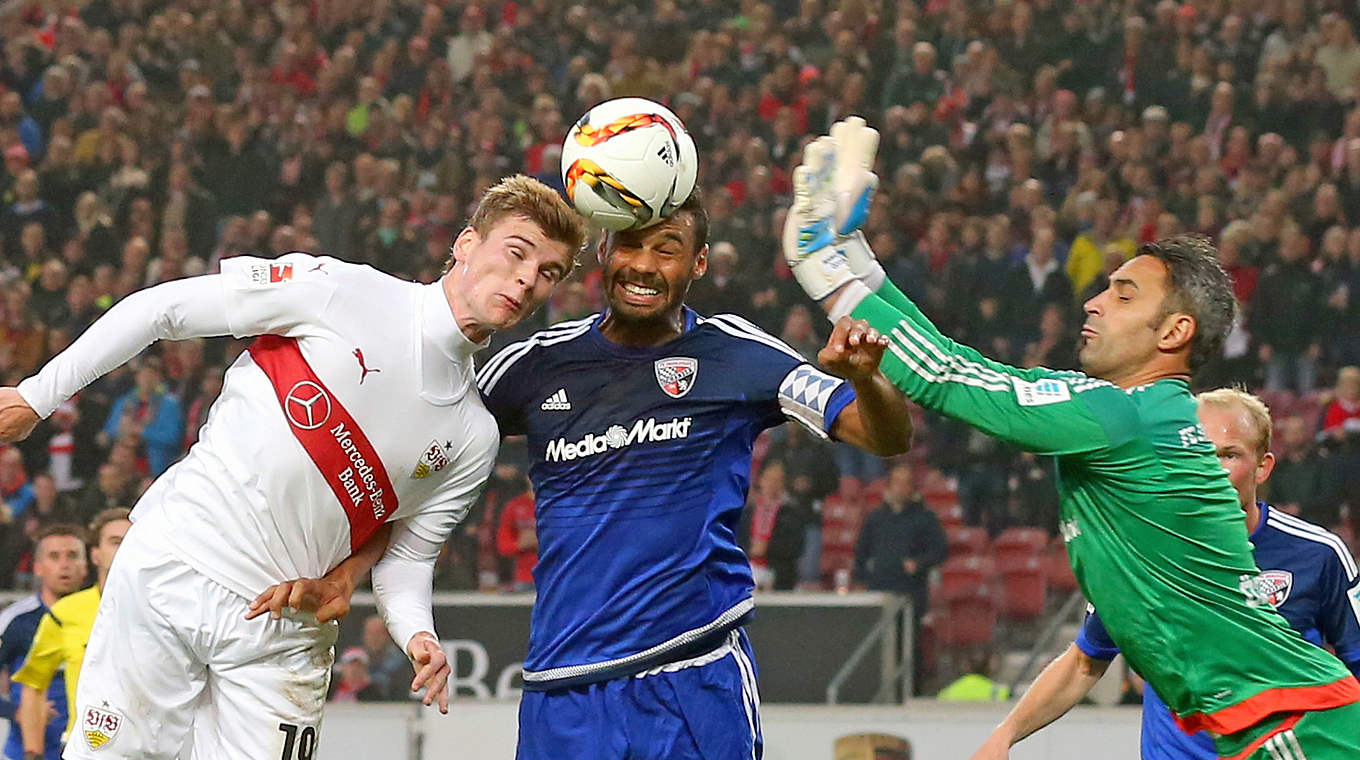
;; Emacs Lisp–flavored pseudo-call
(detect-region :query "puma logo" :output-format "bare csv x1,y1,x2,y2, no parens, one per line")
353,348,381,384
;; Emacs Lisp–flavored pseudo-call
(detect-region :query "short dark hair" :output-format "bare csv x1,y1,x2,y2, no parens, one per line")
88,507,131,544
35,523,87,547
1138,235,1236,374
672,189,709,254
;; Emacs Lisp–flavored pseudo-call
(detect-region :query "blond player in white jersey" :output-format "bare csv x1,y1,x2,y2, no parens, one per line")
0,176,586,760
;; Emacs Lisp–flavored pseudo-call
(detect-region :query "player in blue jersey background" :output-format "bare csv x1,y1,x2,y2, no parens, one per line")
475,190,912,760
971,388,1360,760
0,524,86,760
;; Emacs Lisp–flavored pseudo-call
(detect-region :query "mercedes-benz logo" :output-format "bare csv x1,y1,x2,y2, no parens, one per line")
284,381,332,430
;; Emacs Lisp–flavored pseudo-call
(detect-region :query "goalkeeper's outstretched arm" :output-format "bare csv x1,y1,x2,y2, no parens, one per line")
783,117,1131,458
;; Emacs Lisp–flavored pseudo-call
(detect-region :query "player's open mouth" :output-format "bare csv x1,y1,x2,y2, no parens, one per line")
618,281,663,304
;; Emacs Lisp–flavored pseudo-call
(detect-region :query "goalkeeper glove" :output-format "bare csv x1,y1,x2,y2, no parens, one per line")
782,136,857,301
828,116,886,291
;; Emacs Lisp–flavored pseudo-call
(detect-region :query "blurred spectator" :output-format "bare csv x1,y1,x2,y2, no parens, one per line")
0,447,34,522
854,463,946,694
687,241,751,317
1269,416,1339,527
329,647,384,702
1021,303,1079,371
1321,366,1360,439
100,358,183,477
937,649,1012,701
1251,225,1323,392
495,487,536,593
359,615,409,701
26,473,78,527
75,463,132,526
740,458,813,591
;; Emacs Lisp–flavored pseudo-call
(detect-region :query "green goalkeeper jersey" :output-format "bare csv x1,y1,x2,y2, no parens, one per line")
850,285,1360,735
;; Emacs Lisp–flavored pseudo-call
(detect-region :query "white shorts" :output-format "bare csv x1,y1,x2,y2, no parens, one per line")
64,522,338,760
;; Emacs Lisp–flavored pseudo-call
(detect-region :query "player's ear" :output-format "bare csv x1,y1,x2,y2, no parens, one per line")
1157,312,1196,355
1255,451,1276,485
451,226,479,264
691,243,709,280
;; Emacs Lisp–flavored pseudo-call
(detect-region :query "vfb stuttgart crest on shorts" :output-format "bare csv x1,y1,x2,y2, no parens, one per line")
654,357,698,399
83,705,123,750
1255,569,1294,607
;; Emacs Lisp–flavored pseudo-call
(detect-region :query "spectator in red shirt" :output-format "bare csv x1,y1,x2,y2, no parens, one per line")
757,61,808,133
496,488,537,592
328,647,384,702
1322,365,1360,439
1218,221,1259,304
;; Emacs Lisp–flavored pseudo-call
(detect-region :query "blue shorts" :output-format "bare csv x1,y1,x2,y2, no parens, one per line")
516,628,762,760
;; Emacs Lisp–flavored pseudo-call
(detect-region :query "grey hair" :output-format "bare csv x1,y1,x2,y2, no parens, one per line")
1139,235,1237,374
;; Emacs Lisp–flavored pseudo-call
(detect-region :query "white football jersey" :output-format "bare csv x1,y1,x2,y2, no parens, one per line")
96,253,498,599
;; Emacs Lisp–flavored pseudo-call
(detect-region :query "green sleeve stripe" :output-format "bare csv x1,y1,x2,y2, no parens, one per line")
874,279,945,341
887,321,1013,391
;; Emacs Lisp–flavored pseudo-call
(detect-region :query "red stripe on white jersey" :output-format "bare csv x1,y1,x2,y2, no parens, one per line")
248,335,397,551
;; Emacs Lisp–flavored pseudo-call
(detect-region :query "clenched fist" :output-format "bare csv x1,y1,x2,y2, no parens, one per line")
0,389,40,443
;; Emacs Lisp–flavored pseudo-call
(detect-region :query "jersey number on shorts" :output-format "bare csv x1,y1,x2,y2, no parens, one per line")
278,723,317,760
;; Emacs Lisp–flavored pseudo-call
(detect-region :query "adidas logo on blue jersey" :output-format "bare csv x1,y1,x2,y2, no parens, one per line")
541,389,571,411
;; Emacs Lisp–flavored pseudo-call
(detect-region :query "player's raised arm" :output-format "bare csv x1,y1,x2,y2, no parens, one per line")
782,121,1127,458
1,252,335,441
816,317,912,456
971,641,1113,760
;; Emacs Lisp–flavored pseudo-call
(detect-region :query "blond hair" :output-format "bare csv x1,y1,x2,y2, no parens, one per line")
445,175,587,273
1196,387,1272,459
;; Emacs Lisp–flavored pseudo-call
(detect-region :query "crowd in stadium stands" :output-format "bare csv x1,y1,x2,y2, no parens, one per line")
1,0,1360,672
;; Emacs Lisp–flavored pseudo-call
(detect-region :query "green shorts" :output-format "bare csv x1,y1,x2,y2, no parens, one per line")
1212,700,1360,760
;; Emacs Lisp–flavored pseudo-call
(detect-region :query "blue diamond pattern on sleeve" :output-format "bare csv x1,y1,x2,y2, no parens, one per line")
777,364,846,437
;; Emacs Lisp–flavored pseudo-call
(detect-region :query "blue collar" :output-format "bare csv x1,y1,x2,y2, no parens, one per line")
1250,501,1270,541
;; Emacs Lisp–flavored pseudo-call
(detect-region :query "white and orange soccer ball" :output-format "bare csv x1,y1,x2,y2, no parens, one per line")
561,97,698,231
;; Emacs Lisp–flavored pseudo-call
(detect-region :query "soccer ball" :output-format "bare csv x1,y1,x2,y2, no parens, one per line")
561,97,698,231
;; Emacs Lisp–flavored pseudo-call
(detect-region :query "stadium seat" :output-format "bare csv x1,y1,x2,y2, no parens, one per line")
819,494,864,580
933,502,965,529
1045,540,1080,592
991,528,1049,566
939,555,996,597
937,584,998,647
945,526,989,558
997,556,1048,620
920,468,958,511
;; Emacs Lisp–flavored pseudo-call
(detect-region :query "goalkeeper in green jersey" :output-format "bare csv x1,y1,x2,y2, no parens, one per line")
783,119,1360,760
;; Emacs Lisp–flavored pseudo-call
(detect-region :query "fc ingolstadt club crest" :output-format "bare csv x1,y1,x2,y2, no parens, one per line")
654,357,698,399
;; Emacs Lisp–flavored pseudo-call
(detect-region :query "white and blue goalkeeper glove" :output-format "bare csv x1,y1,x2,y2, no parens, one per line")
828,116,886,291
782,136,857,301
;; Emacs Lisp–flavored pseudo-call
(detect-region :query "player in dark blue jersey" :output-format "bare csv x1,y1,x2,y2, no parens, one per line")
972,389,1360,760
476,191,912,760
0,524,86,760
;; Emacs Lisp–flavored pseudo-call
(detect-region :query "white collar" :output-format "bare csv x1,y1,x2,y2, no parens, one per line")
417,280,485,405
422,279,486,363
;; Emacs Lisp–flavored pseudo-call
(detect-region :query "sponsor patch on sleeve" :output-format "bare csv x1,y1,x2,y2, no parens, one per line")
1013,377,1072,407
